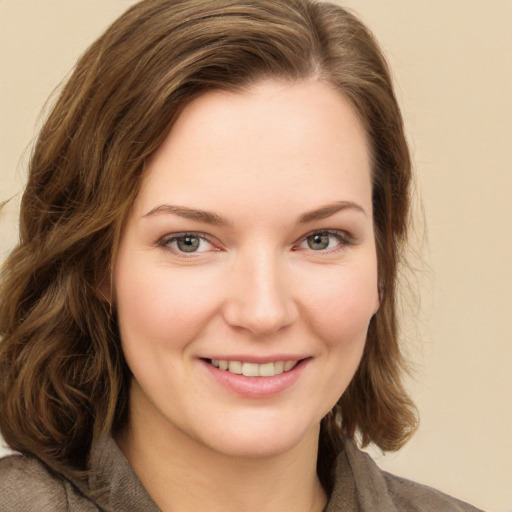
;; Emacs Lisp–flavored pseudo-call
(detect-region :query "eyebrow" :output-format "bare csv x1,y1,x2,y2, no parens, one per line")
143,200,367,226
297,201,368,224
143,204,231,226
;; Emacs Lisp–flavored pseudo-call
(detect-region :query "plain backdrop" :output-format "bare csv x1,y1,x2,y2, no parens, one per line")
1,1,511,511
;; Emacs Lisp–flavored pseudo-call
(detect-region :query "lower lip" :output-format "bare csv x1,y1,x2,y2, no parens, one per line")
201,359,309,398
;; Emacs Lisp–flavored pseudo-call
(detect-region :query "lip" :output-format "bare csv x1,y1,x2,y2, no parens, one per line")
201,354,309,364
200,357,310,398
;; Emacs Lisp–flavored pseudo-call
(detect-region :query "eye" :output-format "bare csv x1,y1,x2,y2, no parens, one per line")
297,230,351,252
159,233,216,254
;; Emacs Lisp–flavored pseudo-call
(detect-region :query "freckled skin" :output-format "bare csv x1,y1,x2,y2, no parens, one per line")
114,80,379,461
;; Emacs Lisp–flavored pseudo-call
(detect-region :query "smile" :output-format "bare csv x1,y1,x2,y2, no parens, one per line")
208,359,299,377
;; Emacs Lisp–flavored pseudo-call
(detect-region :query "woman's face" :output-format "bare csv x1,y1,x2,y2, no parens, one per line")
113,80,379,458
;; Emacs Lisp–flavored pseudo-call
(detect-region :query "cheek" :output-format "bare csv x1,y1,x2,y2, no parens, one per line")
299,260,379,345
301,262,378,410
113,255,222,352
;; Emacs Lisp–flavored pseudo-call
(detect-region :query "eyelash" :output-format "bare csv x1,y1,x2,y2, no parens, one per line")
294,229,354,253
158,232,217,257
157,229,354,257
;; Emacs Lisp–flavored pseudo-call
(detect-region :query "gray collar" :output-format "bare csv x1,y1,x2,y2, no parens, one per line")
84,436,396,512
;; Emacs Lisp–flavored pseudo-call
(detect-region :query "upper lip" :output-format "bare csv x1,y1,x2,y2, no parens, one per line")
200,355,310,364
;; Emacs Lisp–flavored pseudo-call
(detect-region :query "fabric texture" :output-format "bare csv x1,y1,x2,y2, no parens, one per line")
0,437,484,511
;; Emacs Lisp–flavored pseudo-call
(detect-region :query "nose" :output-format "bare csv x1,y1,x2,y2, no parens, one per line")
222,249,297,336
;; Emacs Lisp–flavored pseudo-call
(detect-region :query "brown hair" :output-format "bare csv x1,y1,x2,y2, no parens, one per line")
0,0,417,488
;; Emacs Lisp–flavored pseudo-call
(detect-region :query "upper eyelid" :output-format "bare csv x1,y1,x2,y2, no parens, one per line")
160,231,214,242
297,228,354,242
157,231,219,250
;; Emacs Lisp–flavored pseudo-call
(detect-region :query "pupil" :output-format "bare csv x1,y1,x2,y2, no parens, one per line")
308,233,329,250
178,236,199,252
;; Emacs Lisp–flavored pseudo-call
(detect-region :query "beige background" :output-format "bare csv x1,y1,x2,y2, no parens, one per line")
1,1,511,511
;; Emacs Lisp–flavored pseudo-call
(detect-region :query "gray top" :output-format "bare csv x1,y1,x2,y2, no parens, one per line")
0,437,484,511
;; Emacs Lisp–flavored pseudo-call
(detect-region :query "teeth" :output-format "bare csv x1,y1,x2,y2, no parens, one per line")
274,361,284,374
228,361,242,374
284,360,296,371
258,362,275,377
209,359,299,377
242,362,259,377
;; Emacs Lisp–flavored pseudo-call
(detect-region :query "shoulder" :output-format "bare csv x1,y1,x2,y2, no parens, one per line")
335,440,485,512
0,454,69,511
0,454,89,512
382,471,484,512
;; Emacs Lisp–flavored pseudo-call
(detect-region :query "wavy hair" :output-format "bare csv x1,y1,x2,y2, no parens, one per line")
0,0,417,489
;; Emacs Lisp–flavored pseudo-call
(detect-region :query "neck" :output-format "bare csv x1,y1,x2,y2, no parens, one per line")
116,395,327,512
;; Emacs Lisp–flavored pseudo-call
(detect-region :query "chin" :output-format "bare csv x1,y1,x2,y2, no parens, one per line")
193,412,322,460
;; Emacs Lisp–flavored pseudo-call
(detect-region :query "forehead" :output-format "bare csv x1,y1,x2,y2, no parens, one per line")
134,79,372,218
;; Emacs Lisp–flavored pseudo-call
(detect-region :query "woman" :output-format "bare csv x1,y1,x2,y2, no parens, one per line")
0,1,484,510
